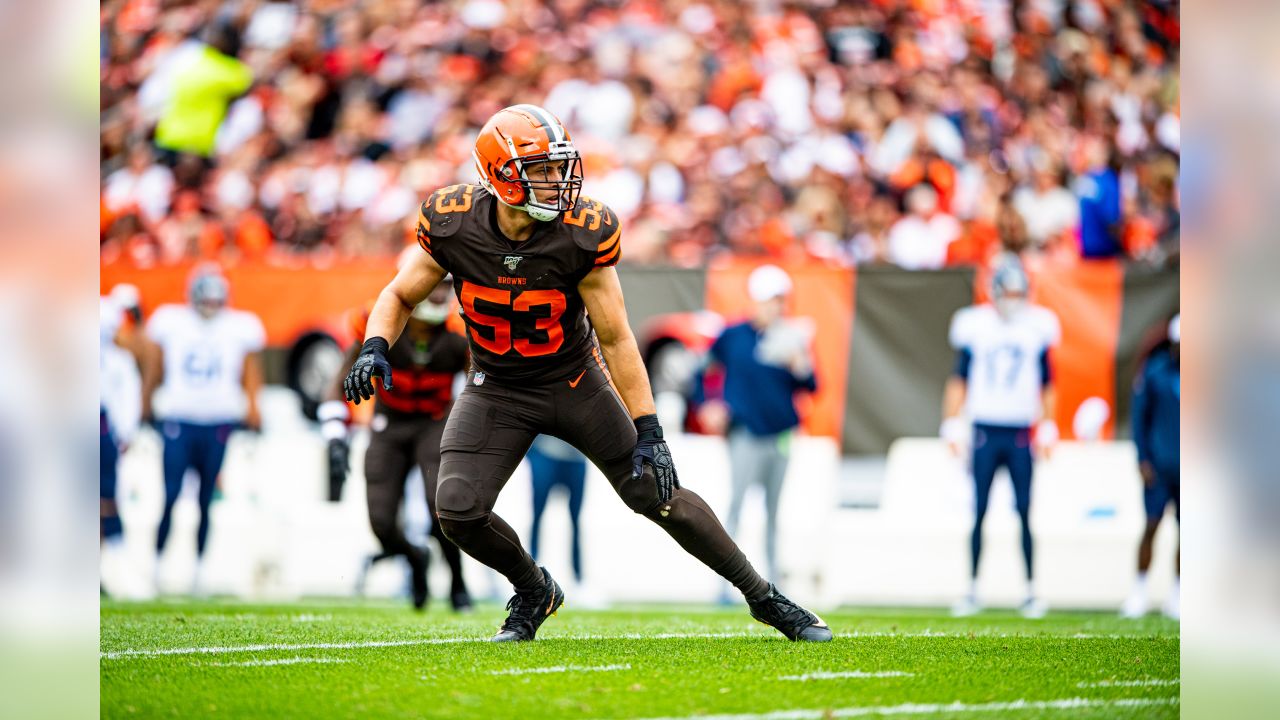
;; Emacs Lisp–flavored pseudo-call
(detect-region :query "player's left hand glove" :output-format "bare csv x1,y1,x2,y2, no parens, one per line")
633,414,679,504
344,337,393,404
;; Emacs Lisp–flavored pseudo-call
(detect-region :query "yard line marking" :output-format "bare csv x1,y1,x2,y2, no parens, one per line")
203,657,350,668
489,664,631,676
102,638,475,660
779,671,914,681
620,696,1178,720
1077,678,1179,688
100,630,1156,661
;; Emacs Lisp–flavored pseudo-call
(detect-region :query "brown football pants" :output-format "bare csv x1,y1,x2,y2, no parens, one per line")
434,360,769,600
364,414,466,592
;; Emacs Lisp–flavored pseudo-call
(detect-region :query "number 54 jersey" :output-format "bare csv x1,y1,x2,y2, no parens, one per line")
416,184,621,384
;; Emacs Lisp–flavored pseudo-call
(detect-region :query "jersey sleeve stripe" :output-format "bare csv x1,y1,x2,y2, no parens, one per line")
598,226,620,248
595,234,622,266
596,229,621,256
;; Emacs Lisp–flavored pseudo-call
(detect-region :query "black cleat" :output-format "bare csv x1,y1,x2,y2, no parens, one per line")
747,584,833,642
450,589,474,613
490,567,564,642
408,547,429,611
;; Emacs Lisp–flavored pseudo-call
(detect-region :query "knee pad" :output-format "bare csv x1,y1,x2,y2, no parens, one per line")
616,465,663,515
436,468,482,519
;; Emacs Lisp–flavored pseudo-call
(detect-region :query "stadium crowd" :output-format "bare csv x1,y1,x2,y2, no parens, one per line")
100,0,1180,270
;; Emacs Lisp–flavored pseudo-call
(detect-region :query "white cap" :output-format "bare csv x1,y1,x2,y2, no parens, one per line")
1072,396,1111,441
110,283,141,309
748,264,793,303
1168,314,1180,343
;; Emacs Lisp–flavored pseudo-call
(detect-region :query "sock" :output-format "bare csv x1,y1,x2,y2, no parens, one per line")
1133,572,1149,595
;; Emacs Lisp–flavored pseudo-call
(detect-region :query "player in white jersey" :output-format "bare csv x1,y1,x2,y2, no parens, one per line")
143,269,264,594
941,260,1060,618
101,291,143,595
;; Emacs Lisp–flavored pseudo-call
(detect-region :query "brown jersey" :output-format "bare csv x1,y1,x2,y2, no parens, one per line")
350,304,470,419
415,183,621,384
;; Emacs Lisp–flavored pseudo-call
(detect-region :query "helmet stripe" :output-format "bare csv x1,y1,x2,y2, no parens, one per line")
512,104,560,144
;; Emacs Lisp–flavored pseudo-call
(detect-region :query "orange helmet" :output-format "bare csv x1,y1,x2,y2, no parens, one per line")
473,104,583,221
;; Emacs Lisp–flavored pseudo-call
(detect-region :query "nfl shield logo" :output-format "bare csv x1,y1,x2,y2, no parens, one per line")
473,371,486,386
503,255,523,273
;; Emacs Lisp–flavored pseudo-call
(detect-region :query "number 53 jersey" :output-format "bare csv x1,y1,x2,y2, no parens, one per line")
416,184,622,384
948,303,1061,427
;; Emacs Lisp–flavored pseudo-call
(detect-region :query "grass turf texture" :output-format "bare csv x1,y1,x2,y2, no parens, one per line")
102,600,1178,719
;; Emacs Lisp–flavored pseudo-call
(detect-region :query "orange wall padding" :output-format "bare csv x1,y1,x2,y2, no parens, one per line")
1028,260,1125,440
102,261,398,345
704,258,855,439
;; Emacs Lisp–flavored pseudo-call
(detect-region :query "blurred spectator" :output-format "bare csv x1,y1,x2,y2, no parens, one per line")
1012,157,1078,251
1076,136,1124,259
888,184,961,269
103,144,174,224
99,0,1179,268
154,23,253,158
701,266,816,587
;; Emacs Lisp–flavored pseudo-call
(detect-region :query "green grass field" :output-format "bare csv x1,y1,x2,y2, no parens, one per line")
101,600,1178,719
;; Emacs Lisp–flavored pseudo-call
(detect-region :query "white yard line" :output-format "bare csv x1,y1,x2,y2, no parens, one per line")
621,697,1178,720
489,664,631,676
100,630,1149,661
102,638,475,660
204,657,350,668
1077,678,1180,688
779,671,914,681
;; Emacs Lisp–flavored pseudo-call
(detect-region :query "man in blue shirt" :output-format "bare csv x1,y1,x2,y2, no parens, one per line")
702,265,817,585
1122,314,1180,620
1076,138,1123,259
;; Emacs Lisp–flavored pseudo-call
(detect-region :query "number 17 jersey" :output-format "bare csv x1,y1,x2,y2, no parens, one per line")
415,184,622,384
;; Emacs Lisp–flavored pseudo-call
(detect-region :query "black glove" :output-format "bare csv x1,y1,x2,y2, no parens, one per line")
632,414,679,504
327,437,349,502
344,337,393,404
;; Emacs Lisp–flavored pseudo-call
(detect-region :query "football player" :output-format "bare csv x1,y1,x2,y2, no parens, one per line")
1121,314,1180,619
144,268,265,594
322,274,472,612
100,289,148,598
942,258,1060,619
344,105,830,642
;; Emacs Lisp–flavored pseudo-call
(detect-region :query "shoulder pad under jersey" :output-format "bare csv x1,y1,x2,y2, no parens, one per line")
561,196,622,266
419,184,481,241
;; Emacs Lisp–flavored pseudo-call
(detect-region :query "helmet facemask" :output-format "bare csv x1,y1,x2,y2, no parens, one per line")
477,138,582,222
991,263,1030,322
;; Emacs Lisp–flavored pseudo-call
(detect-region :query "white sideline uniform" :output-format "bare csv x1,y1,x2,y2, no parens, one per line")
101,297,142,444
949,303,1060,426
146,304,266,424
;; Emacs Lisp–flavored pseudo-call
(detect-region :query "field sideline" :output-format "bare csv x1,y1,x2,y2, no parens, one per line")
101,600,1178,719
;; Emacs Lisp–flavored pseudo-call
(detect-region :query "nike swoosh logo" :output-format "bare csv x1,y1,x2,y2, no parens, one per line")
568,370,586,388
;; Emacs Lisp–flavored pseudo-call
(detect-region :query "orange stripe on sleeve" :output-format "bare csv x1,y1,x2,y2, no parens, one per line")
595,237,622,267
597,226,620,250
